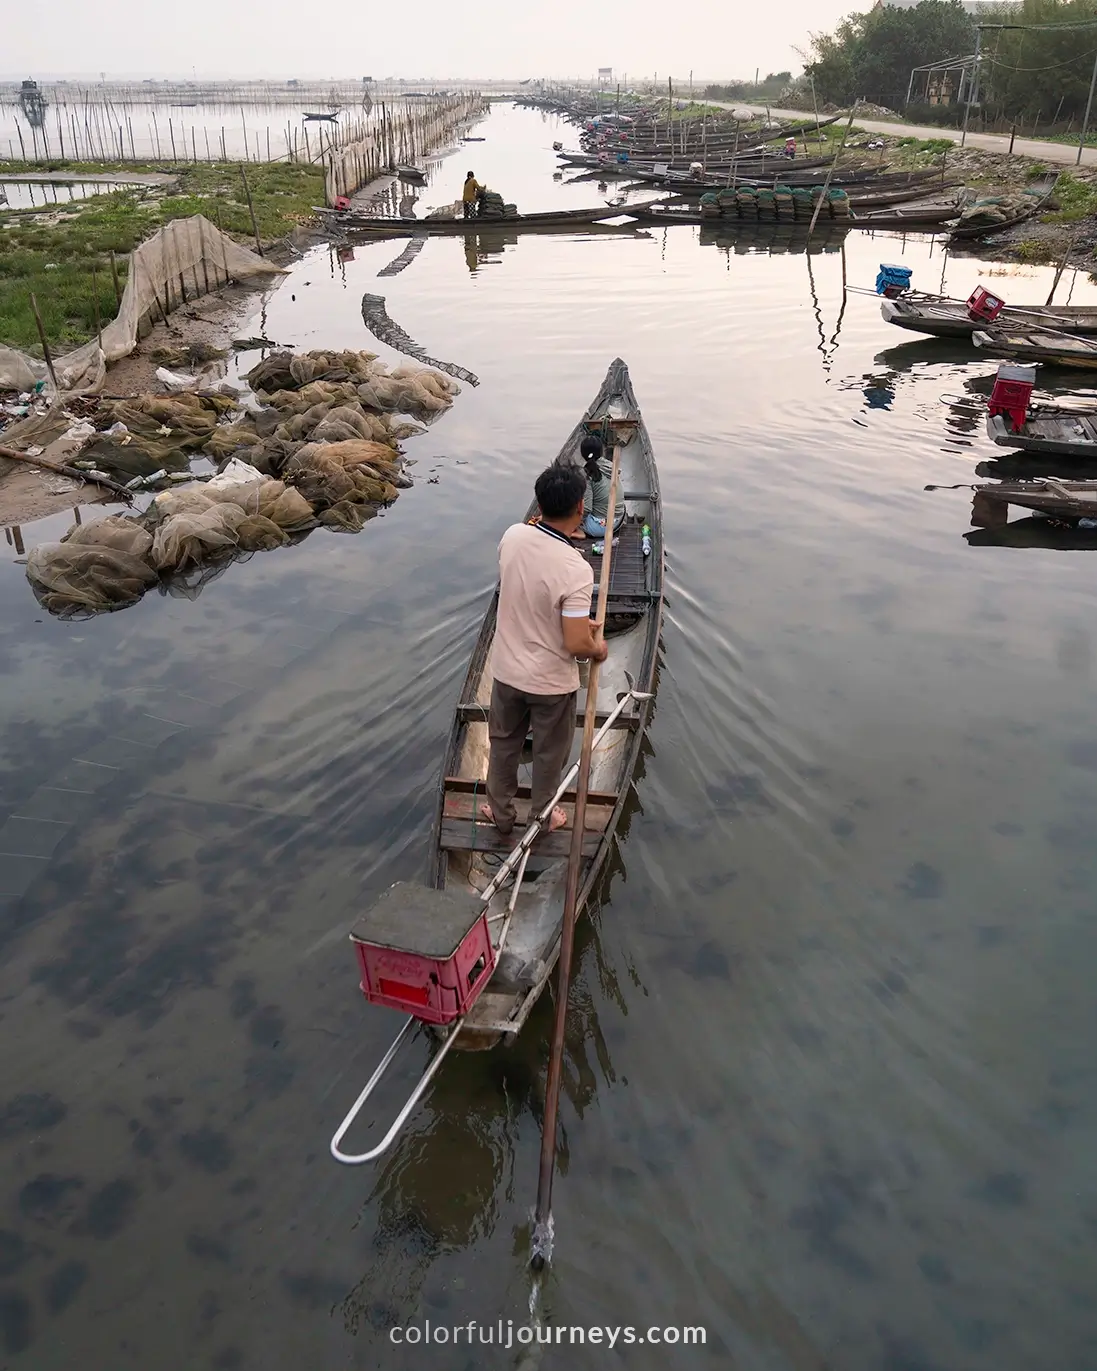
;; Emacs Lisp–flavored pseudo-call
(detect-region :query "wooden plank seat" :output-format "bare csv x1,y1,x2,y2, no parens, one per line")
439,788,612,857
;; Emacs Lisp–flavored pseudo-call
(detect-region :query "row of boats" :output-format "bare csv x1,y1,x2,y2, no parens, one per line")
882,286,1097,533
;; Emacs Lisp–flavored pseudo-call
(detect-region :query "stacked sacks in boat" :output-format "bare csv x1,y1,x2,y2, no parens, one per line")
827,188,851,219
773,185,794,222
476,190,518,220
699,191,721,219
792,186,815,221
734,187,757,219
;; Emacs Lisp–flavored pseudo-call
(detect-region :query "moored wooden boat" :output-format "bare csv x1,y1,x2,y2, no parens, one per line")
973,328,1097,370
314,201,663,236
620,202,954,231
970,476,1097,527
987,403,1097,457
395,164,427,183
884,296,1097,340
948,173,1058,242
329,359,663,1163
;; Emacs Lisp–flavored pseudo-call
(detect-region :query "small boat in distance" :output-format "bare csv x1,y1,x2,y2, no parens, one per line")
395,164,427,183
884,296,1097,340
329,359,664,1164
303,110,339,122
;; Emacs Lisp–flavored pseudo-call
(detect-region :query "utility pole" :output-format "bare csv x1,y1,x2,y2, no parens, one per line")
1079,45,1097,164
961,26,982,146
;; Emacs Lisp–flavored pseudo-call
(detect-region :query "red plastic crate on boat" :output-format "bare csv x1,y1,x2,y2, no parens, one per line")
350,883,496,1026
967,285,1005,323
988,362,1037,432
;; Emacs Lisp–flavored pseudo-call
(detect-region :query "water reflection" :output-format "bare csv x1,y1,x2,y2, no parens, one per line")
6,100,1097,1370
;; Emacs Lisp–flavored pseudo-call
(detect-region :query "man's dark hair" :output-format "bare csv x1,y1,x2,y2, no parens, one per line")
535,462,586,520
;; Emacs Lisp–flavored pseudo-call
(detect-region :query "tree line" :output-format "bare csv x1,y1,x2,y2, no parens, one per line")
802,0,1097,127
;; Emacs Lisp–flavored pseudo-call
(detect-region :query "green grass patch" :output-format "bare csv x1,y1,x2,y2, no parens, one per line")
1043,171,1097,223
0,161,324,354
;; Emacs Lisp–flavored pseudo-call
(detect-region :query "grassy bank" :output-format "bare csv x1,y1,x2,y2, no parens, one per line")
0,160,324,356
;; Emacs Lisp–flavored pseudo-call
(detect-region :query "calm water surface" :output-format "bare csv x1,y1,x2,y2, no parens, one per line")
2,104,1097,1370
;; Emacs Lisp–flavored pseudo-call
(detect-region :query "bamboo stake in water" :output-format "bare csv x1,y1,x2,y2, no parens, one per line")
531,433,622,1272
808,103,858,237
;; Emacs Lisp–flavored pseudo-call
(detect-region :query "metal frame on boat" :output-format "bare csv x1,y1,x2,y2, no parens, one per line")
329,359,664,1164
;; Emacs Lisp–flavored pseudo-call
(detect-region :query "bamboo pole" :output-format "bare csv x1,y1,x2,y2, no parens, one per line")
29,294,60,394
531,433,622,1272
109,249,122,305
808,103,857,237
240,165,263,255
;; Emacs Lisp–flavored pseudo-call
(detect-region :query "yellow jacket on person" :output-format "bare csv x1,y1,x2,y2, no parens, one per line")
462,178,482,203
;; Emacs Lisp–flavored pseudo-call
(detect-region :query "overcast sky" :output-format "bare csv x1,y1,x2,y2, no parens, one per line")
3,0,857,82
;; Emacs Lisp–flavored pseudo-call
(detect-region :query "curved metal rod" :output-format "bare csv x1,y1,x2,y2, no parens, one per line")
329,1016,463,1165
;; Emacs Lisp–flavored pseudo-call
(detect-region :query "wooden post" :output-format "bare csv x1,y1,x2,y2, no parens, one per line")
29,294,60,394
1047,226,1081,305
240,165,263,255
91,261,103,348
531,432,622,1271
1009,123,1017,155
109,249,122,305
169,117,177,161
808,104,857,237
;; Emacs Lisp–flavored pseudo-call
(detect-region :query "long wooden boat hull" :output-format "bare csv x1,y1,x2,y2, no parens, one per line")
884,297,1097,340
621,204,952,231
987,406,1097,457
315,202,663,236
971,476,1097,527
433,358,663,1049
973,328,1097,369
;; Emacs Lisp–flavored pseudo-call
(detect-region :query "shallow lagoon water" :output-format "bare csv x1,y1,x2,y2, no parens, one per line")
2,104,1097,1369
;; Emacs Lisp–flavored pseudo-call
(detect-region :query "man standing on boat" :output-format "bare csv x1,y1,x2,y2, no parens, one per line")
481,463,608,838
462,171,483,219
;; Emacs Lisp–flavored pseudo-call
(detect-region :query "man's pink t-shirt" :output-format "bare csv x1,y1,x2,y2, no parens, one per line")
492,523,594,695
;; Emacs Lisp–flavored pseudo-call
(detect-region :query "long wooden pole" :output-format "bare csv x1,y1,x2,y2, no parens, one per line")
29,294,60,394
808,103,857,238
531,433,622,1272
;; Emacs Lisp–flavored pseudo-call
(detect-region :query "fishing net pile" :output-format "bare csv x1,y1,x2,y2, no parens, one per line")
22,348,464,617
475,190,519,221
956,190,1041,230
25,446,403,618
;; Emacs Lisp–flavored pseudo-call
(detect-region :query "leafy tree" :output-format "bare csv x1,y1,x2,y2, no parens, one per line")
980,0,1097,121
804,0,976,108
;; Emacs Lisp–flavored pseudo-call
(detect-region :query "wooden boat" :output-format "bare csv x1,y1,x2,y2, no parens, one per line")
314,201,663,236
970,476,1097,528
303,111,339,122
949,173,1058,242
987,403,1097,457
620,202,954,232
883,295,1097,340
395,164,427,183
329,359,663,1163
973,328,1097,370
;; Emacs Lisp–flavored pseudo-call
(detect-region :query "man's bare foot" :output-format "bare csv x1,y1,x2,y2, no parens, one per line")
547,806,569,832
481,803,567,834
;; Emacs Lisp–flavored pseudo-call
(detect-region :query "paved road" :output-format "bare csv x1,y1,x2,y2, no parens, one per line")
722,102,1095,169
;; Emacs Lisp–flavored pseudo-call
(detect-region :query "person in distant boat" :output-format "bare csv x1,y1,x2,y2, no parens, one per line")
462,171,483,219
481,462,607,839
578,433,625,540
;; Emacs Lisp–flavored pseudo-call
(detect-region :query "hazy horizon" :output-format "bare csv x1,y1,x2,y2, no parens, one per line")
2,0,858,86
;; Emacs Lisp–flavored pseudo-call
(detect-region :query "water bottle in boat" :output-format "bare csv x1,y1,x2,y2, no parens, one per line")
641,524,652,558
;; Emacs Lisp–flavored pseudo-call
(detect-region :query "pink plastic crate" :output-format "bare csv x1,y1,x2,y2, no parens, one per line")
350,884,496,1026
968,285,1005,324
